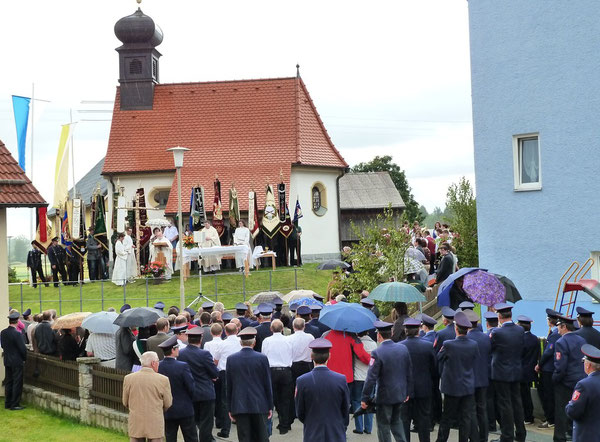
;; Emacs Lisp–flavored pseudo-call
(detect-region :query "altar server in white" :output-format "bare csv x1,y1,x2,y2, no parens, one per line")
124,227,138,281
233,219,252,271
149,227,173,280
112,232,128,286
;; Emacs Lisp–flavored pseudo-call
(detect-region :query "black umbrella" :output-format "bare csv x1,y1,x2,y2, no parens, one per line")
316,260,350,271
113,307,165,328
353,401,376,416
494,274,523,303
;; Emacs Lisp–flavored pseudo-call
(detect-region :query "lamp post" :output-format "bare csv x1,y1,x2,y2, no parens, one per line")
167,146,189,311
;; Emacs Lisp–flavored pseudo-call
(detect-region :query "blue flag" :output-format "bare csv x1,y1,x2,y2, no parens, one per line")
293,198,303,224
11,96,31,171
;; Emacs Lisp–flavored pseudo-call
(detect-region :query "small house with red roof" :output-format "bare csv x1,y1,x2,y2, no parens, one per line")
101,6,348,260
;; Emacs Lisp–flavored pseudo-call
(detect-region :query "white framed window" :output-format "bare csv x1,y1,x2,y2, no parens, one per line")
513,133,541,191
310,182,328,216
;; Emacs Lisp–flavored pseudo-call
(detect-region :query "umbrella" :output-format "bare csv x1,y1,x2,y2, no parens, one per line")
320,302,377,333
113,307,163,328
437,267,485,306
289,297,324,310
145,218,171,228
462,270,506,307
316,260,350,270
283,290,319,303
81,311,119,334
368,282,426,303
248,291,283,304
493,274,523,303
406,247,426,262
52,312,92,330
404,258,425,275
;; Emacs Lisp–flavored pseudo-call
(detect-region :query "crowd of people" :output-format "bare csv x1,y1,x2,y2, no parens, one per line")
3,291,600,442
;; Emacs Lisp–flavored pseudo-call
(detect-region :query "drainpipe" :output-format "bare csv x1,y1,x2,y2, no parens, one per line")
336,167,349,257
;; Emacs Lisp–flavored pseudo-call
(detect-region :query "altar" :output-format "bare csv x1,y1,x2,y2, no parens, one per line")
181,244,251,277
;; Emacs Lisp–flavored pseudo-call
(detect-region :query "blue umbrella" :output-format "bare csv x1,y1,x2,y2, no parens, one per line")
320,303,377,333
437,267,486,306
289,297,324,309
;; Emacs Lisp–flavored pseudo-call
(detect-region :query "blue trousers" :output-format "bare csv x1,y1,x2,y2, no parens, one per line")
351,380,373,433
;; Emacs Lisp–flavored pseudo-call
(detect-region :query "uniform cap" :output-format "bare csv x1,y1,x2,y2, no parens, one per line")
185,327,204,336
222,312,233,321
419,313,437,327
454,311,472,328
201,301,214,309
158,334,179,349
272,297,284,306
576,306,594,317
458,301,475,310
582,344,600,363
235,303,248,311
253,307,260,316
297,306,312,316
360,298,375,307
484,311,498,320
153,301,165,310
441,306,455,319
257,303,273,315
120,303,131,313
309,304,322,311
7,311,20,320
171,325,188,334
493,303,513,312
238,327,258,339
517,315,533,323
403,318,421,327
545,308,560,319
373,320,393,331
556,315,576,325
184,307,196,317
464,310,480,323
313,294,325,302
309,338,332,353
23,308,31,317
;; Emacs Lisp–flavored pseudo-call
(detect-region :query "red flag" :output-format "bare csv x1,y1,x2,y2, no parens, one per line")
38,207,47,242
212,179,225,237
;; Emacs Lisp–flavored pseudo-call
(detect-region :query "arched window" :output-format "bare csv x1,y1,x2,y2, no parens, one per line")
311,182,328,216
149,188,170,209
312,186,321,211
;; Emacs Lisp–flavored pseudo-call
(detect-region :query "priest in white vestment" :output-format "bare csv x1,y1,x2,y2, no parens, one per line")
233,219,252,271
112,233,128,286
201,220,221,272
124,228,138,281
149,227,173,280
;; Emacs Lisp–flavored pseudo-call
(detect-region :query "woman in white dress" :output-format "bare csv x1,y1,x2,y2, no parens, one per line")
112,233,128,286
233,219,252,271
149,227,173,280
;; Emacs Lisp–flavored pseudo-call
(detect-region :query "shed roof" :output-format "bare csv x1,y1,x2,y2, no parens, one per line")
0,140,47,208
339,172,405,210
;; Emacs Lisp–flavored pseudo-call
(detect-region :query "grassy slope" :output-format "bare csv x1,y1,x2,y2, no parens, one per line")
10,263,335,315
0,407,127,442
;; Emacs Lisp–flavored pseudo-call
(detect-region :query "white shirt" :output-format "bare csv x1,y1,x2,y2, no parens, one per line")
288,330,314,363
262,332,293,367
177,338,187,351
353,335,377,381
204,337,222,360
164,225,179,242
213,335,241,371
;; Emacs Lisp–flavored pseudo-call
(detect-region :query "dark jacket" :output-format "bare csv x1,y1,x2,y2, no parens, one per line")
58,332,79,361
490,321,525,382
362,340,413,405
565,371,600,442
226,347,273,415
391,314,409,342
178,344,219,402
35,321,58,356
467,328,492,388
553,332,586,389
47,244,66,267
27,249,43,269
438,335,480,397
575,326,600,349
86,236,102,261
521,331,540,383
146,332,169,360
254,322,272,353
436,253,454,284
422,330,437,344
295,366,350,442
308,318,330,337
540,328,560,373
1,326,27,367
400,336,437,398
115,327,138,371
158,357,196,419
434,323,456,353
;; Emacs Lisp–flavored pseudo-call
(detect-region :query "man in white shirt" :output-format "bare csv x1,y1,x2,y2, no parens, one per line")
163,219,179,249
261,319,294,434
203,323,223,359
213,323,242,438
287,318,315,429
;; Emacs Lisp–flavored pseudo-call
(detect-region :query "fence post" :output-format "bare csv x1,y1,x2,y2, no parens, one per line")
58,283,62,315
101,279,104,307
79,279,83,311
269,271,272,291
123,281,126,306
77,356,101,425
146,278,149,307
294,268,298,290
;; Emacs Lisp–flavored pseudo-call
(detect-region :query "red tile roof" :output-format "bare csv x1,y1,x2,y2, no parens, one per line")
0,141,47,207
101,77,348,214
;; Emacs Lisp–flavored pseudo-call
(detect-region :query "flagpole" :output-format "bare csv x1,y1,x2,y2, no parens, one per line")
70,109,76,199
30,83,35,240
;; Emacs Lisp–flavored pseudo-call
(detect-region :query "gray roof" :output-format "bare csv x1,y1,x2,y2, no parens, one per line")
339,172,405,210
69,157,108,204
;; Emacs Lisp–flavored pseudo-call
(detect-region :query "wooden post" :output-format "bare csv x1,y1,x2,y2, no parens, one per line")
135,194,141,277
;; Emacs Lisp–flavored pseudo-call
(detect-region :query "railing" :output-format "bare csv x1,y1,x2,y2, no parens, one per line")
90,365,128,413
24,352,79,399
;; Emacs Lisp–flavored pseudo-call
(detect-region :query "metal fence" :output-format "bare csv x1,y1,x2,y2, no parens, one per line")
24,352,79,399
10,268,305,315
90,365,128,413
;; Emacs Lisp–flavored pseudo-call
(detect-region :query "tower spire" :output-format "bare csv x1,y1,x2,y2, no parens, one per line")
296,64,300,78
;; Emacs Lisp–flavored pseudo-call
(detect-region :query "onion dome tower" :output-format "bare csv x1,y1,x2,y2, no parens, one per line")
114,1,163,110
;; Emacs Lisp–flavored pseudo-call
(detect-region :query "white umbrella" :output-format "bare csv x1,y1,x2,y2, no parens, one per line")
82,311,119,334
283,289,319,303
145,218,171,228
406,247,426,262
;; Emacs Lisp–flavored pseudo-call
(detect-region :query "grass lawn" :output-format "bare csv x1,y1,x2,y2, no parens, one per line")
9,263,335,315
0,406,127,442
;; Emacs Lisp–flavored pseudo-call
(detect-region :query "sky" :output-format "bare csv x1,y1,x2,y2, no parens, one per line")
0,0,474,239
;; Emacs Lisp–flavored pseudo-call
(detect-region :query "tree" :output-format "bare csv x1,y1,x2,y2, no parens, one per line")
445,177,478,267
352,156,424,223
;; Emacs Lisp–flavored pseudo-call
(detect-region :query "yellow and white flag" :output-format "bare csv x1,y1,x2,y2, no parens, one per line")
53,123,74,208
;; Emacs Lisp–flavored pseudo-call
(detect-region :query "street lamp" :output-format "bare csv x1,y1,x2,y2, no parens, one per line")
167,146,189,311
7,236,13,266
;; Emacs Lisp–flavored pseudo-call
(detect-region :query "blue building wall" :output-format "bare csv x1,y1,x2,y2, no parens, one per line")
468,2,600,332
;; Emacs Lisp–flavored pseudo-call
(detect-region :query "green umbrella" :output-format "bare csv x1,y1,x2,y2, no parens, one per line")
368,282,426,303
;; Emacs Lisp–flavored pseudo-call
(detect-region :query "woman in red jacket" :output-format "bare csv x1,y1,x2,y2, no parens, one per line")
325,329,372,383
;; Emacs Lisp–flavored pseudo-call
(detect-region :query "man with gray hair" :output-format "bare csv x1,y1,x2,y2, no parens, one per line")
123,351,173,442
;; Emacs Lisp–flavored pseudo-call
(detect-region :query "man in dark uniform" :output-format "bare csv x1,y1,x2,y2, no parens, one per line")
465,309,491,442
254,304,273,353
489,303,526,442
517,315,540,425
574,306,600,348
308,304,330,336
271,297,286,321
436,312,480,442
226,327,273,442
361,321,413,442
157,335,198,442
400,318,436,442
296,305,320,338
178,327,219,442
420,314,438,344
295,338,350,442
360,298,378,341
200,301,214,314
27,242,48,288
2,311,27,410
86,227,104,281
434,307,456,353
552,315,586,442
235,302,251,328
47,237,67,287
484,310,500,432
535,308,560,429
565,343,600,442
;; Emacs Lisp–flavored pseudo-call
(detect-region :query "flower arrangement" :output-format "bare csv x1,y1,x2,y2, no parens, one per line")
183,235,197,250
142,261,166,278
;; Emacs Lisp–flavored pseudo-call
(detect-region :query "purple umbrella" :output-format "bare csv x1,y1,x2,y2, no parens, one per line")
462,270,506,306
